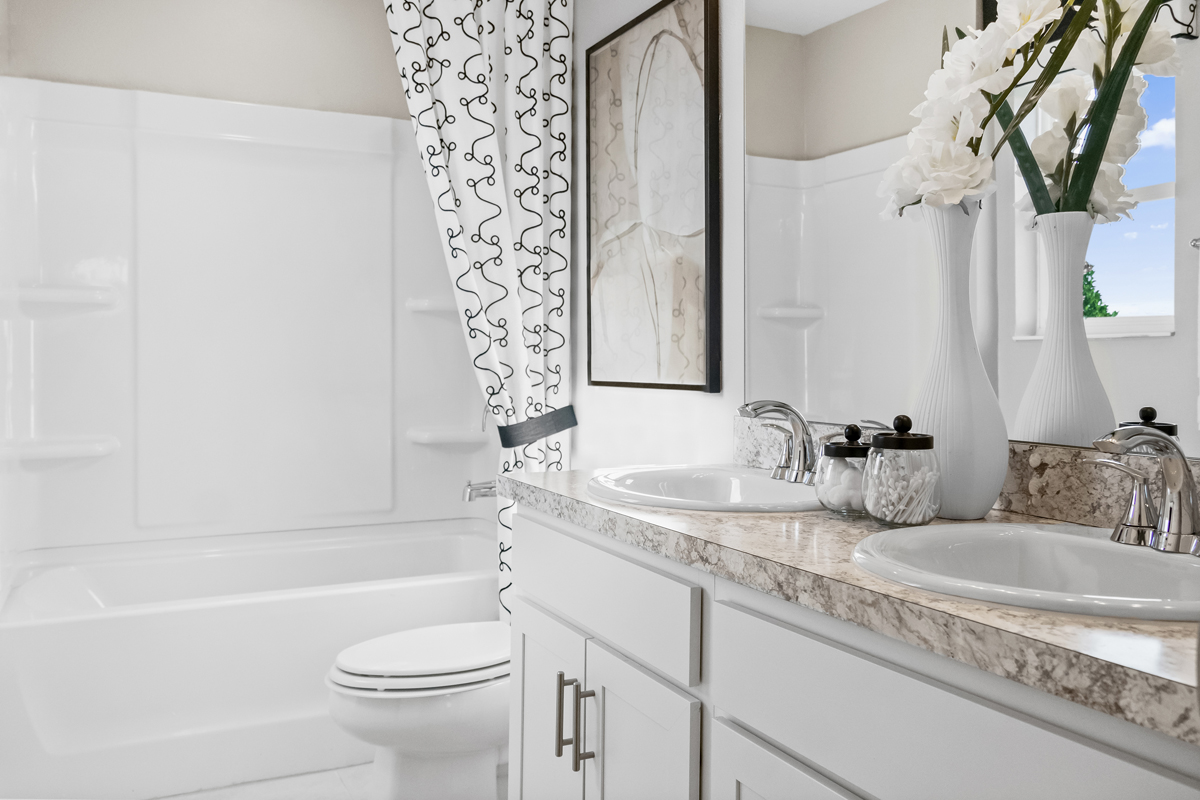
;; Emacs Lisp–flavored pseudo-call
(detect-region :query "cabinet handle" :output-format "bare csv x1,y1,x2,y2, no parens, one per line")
555,672,575,758
572,681,596,772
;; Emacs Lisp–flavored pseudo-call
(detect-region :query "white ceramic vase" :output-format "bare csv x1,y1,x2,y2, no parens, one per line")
911,201,1009,520
1012,212,1115,447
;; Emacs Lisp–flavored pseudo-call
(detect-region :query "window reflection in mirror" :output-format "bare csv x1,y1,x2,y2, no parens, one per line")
744,0,1199,453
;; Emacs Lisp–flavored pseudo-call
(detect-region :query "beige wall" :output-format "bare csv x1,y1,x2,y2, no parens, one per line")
745,26,806,160
746,0,974,160
0,0,410,119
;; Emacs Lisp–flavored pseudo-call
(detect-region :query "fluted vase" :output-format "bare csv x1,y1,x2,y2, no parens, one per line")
1012,212,1115,447
911,201,1009,520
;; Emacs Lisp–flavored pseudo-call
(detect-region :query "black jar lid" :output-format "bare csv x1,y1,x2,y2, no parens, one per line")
1119,406,1177,437
823,424,872,458
870,415,934,450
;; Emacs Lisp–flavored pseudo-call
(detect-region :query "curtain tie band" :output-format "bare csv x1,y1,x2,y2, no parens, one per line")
496,405,578,449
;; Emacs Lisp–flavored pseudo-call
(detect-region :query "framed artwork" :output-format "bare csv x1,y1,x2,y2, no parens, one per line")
586,0,721,392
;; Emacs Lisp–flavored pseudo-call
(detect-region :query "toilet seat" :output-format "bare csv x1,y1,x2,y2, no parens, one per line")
326,668,510,698
328,659,510,691
329,620,510,697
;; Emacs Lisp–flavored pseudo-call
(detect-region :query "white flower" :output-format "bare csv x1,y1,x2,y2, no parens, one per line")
1027,72,1143,222
937,25,1017,101
1030,126,1070,178
1038,72,1092,128
1088,161,1137,222
1104,73,1147,165
997,0,1064,50
1064,28,1106,77
878,138,994,218
1133,25,1181,76
1064,2,1180,77
911,93,991,145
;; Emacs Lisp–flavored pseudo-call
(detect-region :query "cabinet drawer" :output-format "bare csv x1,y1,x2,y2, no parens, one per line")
515,511,701,686
712,601,1200,800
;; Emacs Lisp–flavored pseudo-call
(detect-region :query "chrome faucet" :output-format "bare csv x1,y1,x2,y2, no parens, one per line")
1093,426,1200,554
738,400,817,485
463,480,497,502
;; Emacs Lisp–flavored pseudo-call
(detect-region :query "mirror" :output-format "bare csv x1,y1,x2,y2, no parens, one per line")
743,0,1200,453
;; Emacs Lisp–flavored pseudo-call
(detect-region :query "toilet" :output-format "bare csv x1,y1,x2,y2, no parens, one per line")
327,620,511,800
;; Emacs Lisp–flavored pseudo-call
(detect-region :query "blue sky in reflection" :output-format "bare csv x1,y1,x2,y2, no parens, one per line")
1086,76,1176,316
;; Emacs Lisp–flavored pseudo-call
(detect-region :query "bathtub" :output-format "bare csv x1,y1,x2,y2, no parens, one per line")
0,518,498,799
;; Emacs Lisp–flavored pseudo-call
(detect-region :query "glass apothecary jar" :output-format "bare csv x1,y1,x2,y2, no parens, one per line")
863,415,941,527
815,424,870,517
1119,406,1179,454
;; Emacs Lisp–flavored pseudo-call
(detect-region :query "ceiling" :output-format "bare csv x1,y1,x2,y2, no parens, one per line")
745,0,891,36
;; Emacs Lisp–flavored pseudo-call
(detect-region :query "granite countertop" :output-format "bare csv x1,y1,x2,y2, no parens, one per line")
498,469,1199,746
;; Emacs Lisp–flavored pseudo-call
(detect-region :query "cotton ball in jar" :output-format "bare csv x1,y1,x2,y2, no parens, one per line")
826,484,850,509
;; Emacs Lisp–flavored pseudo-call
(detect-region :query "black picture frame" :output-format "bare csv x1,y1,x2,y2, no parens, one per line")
585,0,722,393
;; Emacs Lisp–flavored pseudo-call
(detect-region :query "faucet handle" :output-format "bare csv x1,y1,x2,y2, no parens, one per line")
1086,459,1158,546
762,423,793,481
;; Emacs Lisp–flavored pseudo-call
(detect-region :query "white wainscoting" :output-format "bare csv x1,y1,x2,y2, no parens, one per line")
745,139,938,424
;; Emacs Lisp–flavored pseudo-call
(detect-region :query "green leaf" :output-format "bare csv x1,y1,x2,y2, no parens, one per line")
993,0,1097,156
1062,0,1167,211
997,101,1056,215
942,26,951,58
1083,265,1118,317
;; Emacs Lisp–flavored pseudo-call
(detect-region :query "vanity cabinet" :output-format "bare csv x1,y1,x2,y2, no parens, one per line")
509,508,1200,800
509,597,700,800
509,512,703,800
711,601,1200,799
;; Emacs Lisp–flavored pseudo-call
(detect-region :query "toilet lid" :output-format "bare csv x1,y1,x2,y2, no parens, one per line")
336,620,510,678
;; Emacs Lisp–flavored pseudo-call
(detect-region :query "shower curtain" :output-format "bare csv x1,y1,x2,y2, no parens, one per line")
385,0,574,619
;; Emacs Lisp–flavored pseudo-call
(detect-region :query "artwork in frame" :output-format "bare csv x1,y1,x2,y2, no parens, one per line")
586,0,721,392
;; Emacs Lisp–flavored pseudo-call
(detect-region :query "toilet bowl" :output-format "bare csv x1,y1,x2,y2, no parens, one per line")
327,620,511,800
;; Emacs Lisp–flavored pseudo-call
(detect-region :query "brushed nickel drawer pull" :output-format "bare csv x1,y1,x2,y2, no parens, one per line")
572,681,596,772
555,671,575,758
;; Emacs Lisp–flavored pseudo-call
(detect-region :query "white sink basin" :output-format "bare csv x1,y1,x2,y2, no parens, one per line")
853,522,1200,620
587,465,821,513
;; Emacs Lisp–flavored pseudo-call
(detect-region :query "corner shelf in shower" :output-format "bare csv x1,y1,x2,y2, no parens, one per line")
757,305,824,329
0,435,120,464
405,298,458,314
0,286,118,319
405,427,490,446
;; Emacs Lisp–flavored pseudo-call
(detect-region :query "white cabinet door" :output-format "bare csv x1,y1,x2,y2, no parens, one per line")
582,639,700,800
510,597,588,800
710,716,863,800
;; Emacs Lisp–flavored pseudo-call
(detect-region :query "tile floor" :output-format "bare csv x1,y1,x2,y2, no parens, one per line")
160,762,509,800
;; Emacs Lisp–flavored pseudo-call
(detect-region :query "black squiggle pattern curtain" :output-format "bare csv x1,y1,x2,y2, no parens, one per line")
384,0,572,619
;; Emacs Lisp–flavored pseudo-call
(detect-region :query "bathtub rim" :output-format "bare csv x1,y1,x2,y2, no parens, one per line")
0,567,499,628
0,517,496,626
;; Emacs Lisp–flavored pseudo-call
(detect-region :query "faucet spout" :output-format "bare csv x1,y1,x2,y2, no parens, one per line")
1093,426,1200,554
738,400,818,485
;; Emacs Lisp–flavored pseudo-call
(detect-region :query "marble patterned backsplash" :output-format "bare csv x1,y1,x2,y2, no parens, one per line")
734,416,885,472
734,415,1200,528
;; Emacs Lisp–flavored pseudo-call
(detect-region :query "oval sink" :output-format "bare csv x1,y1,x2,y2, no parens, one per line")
587,465,821,513
853,522,1200,620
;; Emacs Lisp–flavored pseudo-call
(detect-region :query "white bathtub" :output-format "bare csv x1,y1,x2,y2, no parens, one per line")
0,519,498,799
